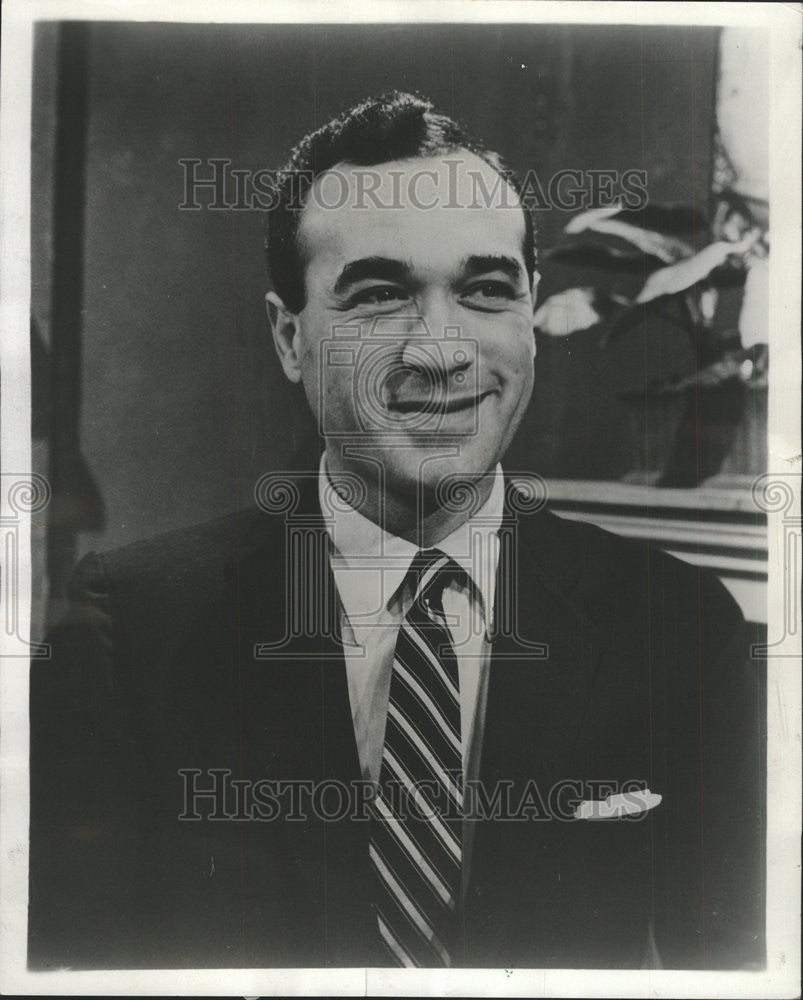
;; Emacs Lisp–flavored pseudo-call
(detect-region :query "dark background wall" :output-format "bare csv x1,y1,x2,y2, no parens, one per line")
32,21,721,581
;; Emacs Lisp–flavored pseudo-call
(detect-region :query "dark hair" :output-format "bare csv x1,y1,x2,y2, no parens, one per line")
266,91,536,313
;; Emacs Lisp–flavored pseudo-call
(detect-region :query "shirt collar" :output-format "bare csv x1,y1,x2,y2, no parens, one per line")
318,452,505,640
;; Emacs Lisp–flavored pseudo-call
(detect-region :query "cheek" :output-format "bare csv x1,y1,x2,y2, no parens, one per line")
293,339,317,410
297,333,318,376
317,367,363,432
481,319,536,380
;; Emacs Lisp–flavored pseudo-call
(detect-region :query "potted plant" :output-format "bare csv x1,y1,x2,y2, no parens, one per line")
533,193,769,486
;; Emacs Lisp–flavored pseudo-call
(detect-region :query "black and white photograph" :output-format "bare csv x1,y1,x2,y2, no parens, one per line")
0,1,800,995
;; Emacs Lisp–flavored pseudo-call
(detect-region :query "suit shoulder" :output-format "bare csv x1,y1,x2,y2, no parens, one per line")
88,506,271,610
525,506,744,634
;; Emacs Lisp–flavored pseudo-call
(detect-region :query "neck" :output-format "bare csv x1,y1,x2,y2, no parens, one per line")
324,450,497,547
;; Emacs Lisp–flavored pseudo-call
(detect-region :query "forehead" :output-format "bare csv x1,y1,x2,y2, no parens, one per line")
297,152,527,284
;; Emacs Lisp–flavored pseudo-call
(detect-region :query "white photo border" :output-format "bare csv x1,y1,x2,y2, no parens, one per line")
1,1,800,997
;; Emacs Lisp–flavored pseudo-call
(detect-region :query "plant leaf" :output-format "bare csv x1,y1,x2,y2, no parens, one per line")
543,240,668,273
533,287,602,337
565,208,694,263
587,219,694,263
635,237,754,304
738,257,769,349
699,287,719,327
616,355,744,398
564,204,623,234
707,261,748,289
598,298,687,348
610,203,709,234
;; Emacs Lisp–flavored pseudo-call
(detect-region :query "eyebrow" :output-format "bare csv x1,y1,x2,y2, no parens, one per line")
331,252,526,297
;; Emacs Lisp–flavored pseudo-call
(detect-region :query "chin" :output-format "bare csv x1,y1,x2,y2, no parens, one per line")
387,441,500,495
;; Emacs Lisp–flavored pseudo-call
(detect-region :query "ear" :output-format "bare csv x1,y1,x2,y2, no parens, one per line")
266,291,302,383
529,270,541,361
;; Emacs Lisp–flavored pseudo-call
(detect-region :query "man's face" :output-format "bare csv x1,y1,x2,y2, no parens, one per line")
273,151,537,502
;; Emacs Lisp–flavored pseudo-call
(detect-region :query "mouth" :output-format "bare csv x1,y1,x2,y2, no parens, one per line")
387,390,492,416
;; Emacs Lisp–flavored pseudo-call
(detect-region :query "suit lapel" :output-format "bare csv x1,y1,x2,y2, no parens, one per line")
463,483,603,963
232,474,601,785
230,477,357,779
481,481,601,788
226,474,378,964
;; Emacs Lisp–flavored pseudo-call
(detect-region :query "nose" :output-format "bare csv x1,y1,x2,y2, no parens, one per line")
398,294,472,380
400,338,471,381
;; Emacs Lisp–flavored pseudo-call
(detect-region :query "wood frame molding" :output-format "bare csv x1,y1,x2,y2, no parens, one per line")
543,478,767,623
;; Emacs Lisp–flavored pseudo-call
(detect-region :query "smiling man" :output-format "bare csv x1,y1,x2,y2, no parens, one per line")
267,110,538,543
29,93,764,972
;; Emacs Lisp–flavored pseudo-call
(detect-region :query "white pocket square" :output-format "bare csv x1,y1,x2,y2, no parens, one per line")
574,789,662,821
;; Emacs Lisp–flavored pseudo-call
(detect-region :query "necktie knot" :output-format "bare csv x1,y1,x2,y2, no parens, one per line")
408,548,460,614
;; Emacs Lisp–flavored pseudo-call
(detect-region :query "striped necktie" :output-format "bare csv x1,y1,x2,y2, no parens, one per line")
370,548,464,967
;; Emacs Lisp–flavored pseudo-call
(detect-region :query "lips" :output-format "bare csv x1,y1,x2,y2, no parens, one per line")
387,390,492,415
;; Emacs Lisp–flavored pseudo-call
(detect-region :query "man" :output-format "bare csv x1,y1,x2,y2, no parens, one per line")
29,92,764,971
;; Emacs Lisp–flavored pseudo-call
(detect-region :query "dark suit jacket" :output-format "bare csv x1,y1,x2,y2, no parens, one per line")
28,475,765,970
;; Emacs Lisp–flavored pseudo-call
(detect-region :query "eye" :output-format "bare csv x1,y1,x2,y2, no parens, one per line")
462,280,517,305
351,285,410,307
469,280,515,298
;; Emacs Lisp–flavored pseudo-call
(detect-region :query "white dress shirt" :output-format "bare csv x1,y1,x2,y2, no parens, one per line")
318,453,505,790
318,457,661,960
